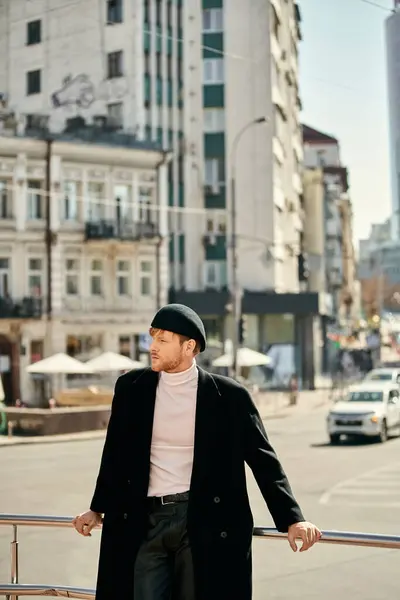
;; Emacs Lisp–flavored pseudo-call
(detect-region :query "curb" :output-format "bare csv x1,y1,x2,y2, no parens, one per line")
0,400,327,447
1,414,289,447
0,430,107,447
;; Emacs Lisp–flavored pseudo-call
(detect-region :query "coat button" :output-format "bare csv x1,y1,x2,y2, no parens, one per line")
123,513,128,520
127,479,131,485
220,531,227,539
214,496,221,504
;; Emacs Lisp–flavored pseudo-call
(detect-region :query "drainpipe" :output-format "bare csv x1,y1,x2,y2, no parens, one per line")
45,138,53,319
155,150,173,310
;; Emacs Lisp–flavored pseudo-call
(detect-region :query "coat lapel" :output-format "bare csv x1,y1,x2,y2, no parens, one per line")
129,368,159,494
190,367,221,491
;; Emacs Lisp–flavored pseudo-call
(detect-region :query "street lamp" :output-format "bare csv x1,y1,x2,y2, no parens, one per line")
229,116,268,379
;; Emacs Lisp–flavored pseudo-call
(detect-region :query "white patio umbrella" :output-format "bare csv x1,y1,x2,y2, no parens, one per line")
212,347,272,368
26,353,94,374
85,351,145,372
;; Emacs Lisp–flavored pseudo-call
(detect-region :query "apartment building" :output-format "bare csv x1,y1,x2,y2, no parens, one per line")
173,1,330,363
0,130,168,404
0,0,200,291
302,165,359,374
302,124,357,326
385,3,400,238
358,221,400,317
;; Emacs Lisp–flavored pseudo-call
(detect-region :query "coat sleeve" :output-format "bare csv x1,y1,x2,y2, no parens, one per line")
240,387,305,532
90,377,123,514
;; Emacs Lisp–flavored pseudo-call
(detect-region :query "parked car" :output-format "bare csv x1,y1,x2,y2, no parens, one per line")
363,368,400,386
326,382,400,444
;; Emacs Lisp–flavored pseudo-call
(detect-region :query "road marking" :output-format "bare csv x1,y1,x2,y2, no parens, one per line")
319,461,400,505
323,501,400,508
333,489,400,495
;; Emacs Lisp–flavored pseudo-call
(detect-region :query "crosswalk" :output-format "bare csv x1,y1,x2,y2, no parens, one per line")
320,462,400,508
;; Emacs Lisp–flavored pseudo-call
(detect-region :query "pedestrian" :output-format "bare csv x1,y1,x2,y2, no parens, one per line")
72,303,321,600
288,373,298,405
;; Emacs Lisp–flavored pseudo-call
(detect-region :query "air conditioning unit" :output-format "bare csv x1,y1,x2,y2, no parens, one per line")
26,113,50,130
105,116,121,130
202,233,217,246
204,183,220,195
93,115,107,128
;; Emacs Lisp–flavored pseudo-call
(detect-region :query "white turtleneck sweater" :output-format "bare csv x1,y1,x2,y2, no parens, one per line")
148,360,198,497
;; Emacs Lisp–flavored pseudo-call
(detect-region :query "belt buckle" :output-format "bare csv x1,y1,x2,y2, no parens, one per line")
161,495,175,506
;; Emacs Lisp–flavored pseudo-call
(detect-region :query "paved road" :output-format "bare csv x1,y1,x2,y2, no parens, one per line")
1,402,399,599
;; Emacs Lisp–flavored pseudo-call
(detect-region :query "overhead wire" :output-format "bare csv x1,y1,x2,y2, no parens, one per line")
358,0,393,12
3,2,386,99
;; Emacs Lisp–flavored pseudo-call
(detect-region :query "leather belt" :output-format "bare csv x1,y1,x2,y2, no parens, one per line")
147,491,190,506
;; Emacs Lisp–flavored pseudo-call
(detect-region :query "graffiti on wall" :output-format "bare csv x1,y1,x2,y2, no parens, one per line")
51,74,128,109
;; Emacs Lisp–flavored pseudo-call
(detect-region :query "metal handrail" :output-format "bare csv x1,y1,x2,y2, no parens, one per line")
1,514,400,549
1,513,400,599
0,585,94,598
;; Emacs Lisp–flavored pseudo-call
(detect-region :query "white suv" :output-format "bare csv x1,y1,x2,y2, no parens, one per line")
327,382,400,444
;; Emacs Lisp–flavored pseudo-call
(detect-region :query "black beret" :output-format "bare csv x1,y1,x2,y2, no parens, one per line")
151,303,207,352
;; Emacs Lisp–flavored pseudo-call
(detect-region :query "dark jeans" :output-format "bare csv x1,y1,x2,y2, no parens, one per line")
134,500,195,600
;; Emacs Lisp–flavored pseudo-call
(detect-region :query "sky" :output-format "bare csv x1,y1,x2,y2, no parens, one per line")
299,0,394,244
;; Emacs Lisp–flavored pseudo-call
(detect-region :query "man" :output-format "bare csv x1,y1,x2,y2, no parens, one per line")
73,303,321,600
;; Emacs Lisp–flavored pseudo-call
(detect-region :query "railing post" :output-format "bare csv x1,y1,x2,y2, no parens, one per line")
9,524,18,600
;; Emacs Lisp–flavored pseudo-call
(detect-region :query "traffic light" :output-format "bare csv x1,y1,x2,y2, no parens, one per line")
297,252,309,282
238,315,248,344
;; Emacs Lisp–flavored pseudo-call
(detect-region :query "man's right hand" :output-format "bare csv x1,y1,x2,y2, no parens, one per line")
72,510,102,537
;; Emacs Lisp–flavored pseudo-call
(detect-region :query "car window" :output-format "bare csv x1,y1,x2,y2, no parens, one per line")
348,391,383,402
396,375,400,384
368,373,392,381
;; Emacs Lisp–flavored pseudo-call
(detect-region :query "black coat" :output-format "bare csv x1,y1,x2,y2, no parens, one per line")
90,367,305,600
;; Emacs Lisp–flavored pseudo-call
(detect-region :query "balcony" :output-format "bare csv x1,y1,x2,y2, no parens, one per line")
0,296,43,319
84,219,159,242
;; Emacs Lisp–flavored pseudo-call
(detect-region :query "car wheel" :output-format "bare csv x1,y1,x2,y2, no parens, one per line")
377,420,388,443
329,434,340,445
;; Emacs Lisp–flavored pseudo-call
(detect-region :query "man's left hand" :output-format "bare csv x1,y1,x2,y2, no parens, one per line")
287,521,321,552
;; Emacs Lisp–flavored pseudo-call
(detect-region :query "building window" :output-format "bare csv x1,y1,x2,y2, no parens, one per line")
138,186,153,223
107,0,123,24
115,184,132,221
27,69,41,95
203,108,225,132
62,181,78,221
139,260,152,296
271,4,281,41
205,158,219,186
202,8,223,32
0,180,12,218
144,0,150,22
90,259,103,296
203,59,224,84
107,50,123,78
87,182,105,220
107,102,123,128
203,260,227,289
117,260,130,295
27,19,41,45
28,258,43,296
167,1,172,27
65,259,79,295
0,257,10,296
27,181,43,219
156,0,162,25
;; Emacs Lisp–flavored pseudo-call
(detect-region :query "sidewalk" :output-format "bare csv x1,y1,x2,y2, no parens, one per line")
0,390,330,447
255,388,330,419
